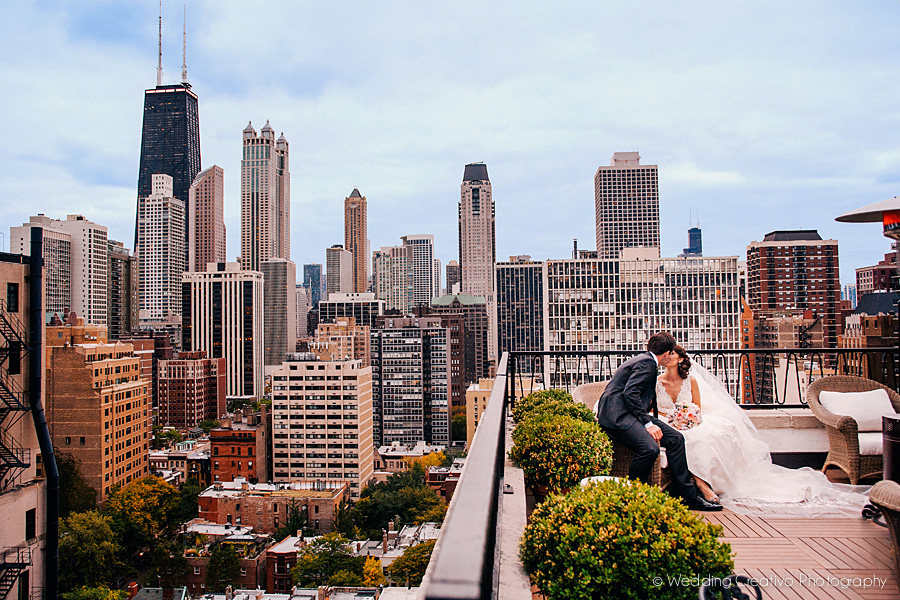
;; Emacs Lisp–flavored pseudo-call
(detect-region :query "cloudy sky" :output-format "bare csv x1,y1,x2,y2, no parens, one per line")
2,1,898,286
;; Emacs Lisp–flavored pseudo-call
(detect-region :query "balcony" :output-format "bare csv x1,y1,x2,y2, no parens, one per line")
420,349,900,599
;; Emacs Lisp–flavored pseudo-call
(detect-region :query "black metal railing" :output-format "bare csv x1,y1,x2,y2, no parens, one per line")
421,354,509,600
507,347,899,408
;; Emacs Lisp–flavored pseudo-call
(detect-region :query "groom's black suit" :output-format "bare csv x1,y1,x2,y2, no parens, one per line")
596,352,699,503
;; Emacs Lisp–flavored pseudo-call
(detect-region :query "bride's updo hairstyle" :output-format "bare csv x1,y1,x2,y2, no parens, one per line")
673,345,691,379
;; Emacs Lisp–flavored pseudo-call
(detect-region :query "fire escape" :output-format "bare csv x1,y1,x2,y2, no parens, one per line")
0,298,32,598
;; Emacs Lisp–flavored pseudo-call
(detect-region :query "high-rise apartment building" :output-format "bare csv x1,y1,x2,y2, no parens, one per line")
401,234,436,308
261,258,298,366
311,317,371,366
746,230,840,349
446,260,460,295
843,284,858,309
344,189,368,293
46,317,151,501
0,251,47,600
136,80,200,261
136,174,186,326
433,258,441,299
594,152,660,259
271,356,374,499
107,240,139,339
189,165,226,272
326,245,353,300
240,121,290,271
495,256,545,360
157,351,226,428
303,264,324,307
373,245,413,312
458,163,497,363
318,293,385,329
371,316,451,447
182,263,264,400
426,294,490,385
11,214,108,325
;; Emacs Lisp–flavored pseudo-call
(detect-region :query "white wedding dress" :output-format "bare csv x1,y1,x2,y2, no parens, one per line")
656,364,870,516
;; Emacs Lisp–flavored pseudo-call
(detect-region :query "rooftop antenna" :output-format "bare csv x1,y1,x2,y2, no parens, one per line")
156,0,163,86
181,4,188,84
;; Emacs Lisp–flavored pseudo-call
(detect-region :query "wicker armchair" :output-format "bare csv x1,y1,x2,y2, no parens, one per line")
869,480,900,593
572,381,662,487
806,375,900,484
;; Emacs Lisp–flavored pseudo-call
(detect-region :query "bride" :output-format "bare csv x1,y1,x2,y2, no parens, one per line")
656,345,870,513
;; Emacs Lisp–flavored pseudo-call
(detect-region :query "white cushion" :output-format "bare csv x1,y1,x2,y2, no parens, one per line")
858,432,884,456
659,447,668,469
819,389,896,432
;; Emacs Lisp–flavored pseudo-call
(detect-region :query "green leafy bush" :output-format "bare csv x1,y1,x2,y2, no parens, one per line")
509,414,612,492
511,389,575,423
520,480,734,600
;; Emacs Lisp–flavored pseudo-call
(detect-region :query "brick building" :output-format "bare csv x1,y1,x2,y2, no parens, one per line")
310,317,370,366
856,251,897,296
197,479,347,535
209,410,268,483
181,520,268,595
45,316,151,500
157,351,226,428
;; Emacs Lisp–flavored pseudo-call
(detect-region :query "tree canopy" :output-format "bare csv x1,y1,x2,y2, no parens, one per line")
57,452,98,518
206,543,241,593
105,476,179,554
362,555,386,587
290,533,363,587
386,540,435,587
59,511,124,592
60,587,127,600
352,466,446,538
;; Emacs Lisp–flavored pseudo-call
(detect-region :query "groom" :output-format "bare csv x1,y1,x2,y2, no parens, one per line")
595,331,722,511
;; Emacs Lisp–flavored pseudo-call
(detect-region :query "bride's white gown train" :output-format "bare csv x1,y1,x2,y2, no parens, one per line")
658,364,870,516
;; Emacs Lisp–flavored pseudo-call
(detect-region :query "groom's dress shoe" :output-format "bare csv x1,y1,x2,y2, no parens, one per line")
687,496,724,512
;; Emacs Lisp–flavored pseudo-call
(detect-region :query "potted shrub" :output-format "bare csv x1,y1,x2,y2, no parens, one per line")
520,479,734,600
509,413,612,494
511,389,574,423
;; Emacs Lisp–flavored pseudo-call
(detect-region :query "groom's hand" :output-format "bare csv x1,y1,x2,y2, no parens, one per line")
646,424,663,443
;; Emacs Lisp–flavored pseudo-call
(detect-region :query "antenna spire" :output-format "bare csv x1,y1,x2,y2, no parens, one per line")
156,1,163,86
181,4,188,84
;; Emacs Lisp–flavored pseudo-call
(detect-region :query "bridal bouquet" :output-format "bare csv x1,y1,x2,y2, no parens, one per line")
670,402,702,430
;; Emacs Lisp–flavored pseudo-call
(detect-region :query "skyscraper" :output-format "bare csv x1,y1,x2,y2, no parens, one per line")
344,189,368,293
136,49,200,260
189,164,226,272
182,263,265,400
401,234,435,307
303,264,324,307
10,215,71,316
261,258,297,366
108,240,139,339
458,163,497,362
326,245,353,299
683,226,702,256
136,174,186,327
458,163,495,297
446,260,460,295
495,255,545,360
594,152,659,259
373,245,413,312
240,121,290,271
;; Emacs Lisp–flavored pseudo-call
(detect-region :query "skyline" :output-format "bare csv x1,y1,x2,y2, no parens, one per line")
2,2,898,285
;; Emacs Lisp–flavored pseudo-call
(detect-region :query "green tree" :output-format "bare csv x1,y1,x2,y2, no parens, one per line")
362,555,386,587
451,412,467,442
57,453,98,518
206,543,241,592
274,500,309,541
352,468,447,538
59,511,124,592
198,420,220,434
105,476,179,555
328,569,363,586
290,533,363,587
152,537,188,587
387,540,435,586
170,478,203,526
60,587,127,600
333,500,358,539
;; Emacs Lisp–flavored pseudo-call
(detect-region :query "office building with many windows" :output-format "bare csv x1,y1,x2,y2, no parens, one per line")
594,152,659,259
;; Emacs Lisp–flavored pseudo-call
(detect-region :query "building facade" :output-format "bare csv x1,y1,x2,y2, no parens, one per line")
373,245,413,313
856,251,897,296
317,292,384,329
325,245,352,300
445,260,460,295
344,189,368,294
260,259,297,366
157,352,226,429
594,152,660,259
495,256,545,361
270,357,374,499
401,234,436,308
209,411,268,483
10,215,71,317
426,294,490,385
136,81,200,265
45,318,151,501
240,121,290,271
136,174,186,326
188,165,226,272
311,317,371,366
302,264,324,307
108,240,139,339
182,263,265,400
295,285,310,339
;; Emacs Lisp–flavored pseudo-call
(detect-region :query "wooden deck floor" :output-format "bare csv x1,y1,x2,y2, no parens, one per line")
701,508,897,599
